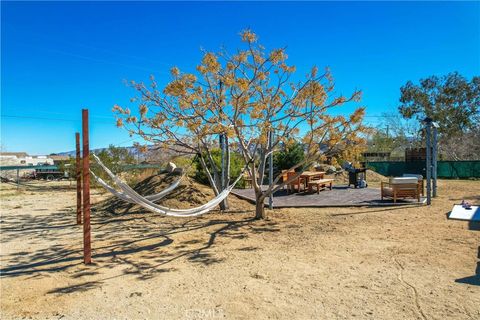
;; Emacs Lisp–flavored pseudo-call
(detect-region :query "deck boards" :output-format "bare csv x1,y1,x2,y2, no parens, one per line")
232,185,426,208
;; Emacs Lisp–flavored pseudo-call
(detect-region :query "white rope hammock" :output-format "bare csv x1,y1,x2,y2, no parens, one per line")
90,169,184,203
92,154,242,217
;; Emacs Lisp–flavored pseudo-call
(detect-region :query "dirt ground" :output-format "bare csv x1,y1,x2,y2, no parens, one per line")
0,178,479,320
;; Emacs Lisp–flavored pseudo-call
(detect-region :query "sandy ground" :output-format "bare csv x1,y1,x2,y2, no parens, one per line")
0,179,479,320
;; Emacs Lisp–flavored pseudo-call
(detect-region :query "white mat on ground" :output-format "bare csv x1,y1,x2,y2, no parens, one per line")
448,205,480,221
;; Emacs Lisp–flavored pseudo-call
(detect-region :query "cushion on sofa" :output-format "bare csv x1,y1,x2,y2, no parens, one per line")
389,177,418,184
402,173,423,180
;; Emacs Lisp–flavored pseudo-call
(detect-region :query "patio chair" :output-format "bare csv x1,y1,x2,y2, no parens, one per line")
381,177,421,203
281,170,288,190
243,171,252,189
286,171,304,193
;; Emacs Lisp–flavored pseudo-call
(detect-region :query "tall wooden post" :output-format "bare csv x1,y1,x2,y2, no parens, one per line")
75,133,82,225
82,109,92,264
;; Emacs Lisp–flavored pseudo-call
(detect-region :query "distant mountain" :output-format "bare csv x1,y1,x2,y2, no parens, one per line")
52,144,194,164
53,146,139,158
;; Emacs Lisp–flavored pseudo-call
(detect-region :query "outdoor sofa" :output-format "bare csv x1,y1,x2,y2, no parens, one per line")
381,176,422,203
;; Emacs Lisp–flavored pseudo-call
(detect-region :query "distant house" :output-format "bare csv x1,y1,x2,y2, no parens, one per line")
49,155,71,166
362,152,392,162
0,152,55,179
0,153,54,166
0,152,28,158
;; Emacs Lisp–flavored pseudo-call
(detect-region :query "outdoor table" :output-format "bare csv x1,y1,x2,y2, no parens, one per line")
300,171,325,192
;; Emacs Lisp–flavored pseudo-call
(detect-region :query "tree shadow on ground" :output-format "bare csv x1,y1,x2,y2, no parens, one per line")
1,180,77,192
1,204,278,295
469,221,480,231
455,246,480,286
449,195,480,202
329,205,419,217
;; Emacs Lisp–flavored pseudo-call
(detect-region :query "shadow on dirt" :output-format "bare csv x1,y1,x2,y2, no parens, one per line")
1,199,277,295
455,246,480,286
1,180,77,192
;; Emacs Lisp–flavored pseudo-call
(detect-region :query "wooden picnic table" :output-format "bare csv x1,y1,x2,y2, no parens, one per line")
299,171,325,192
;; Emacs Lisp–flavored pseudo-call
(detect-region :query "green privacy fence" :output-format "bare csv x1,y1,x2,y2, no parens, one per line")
366,161,480,179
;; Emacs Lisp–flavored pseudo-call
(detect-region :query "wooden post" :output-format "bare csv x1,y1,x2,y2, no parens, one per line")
75,132,82,225
82,109,92,264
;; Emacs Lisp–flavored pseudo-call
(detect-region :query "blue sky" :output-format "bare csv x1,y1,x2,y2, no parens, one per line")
1,1,479,155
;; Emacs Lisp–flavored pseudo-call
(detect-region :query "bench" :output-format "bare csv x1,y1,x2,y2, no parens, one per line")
308,179,334,194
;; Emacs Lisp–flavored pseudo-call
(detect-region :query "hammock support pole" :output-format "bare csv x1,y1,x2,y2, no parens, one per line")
76,132,82,225
82,109,92,264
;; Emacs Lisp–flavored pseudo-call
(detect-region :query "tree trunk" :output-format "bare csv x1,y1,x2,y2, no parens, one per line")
219,196,229,211
198,154,219,195
219,134,229,211
255,194,266,219
216,169,229,211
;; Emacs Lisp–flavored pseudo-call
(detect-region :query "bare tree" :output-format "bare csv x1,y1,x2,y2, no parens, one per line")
114,30,368,218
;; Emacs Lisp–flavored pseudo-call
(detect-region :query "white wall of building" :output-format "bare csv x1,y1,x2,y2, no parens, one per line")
0,155,54,180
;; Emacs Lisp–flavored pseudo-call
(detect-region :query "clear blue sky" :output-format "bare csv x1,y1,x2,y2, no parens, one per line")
1,1,479,155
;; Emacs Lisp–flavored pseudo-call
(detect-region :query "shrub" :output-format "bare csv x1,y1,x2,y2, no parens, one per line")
272,142,305,178
193,149,246,188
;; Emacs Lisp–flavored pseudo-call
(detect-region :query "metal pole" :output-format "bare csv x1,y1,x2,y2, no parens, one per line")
16,169,19,189
432,126,438,197
75,132,82,225
225,135,230,187
220,134,225,191
268,130,274,210
82,109,92,264
425,123,432,205
219,133,229,210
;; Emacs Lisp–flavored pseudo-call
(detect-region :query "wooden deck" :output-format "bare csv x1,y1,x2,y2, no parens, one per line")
232,185,427,208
